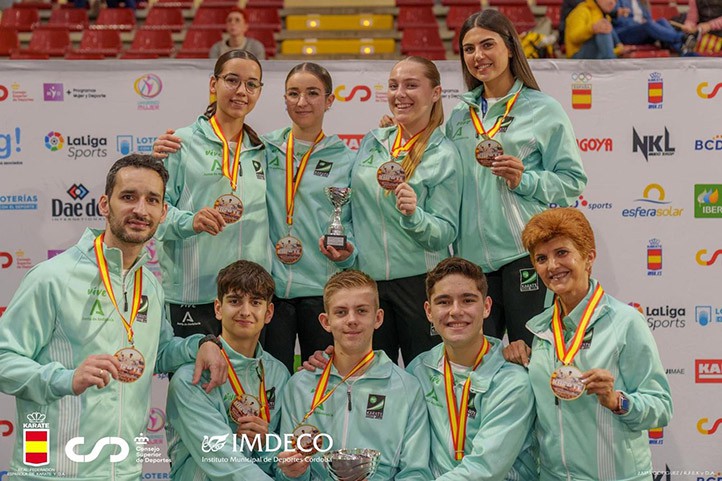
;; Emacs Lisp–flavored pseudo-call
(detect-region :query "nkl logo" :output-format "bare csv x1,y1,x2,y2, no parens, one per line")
648,72,663,108
646,238,662,275
696,249,722,266
571,72,592,110
696,184,722,218
632,127,675,161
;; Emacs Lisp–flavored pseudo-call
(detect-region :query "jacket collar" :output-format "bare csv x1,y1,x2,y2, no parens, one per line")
317,350,394,382
422,337,506,393
369,124,445,154
262,126,343,153
196,115,264,152
460,78,524,110
79,228,149,277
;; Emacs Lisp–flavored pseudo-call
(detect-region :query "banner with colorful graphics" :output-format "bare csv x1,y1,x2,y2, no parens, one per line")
1,59,721,479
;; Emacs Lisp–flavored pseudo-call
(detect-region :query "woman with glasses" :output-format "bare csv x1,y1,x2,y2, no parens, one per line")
351,56,462,365
262,62,356,373
445,10,587,347
153,49,271,338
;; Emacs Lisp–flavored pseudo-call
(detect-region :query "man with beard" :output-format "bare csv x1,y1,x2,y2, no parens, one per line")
0,154,227,481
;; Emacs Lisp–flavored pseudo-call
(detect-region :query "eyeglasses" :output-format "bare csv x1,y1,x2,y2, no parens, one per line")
284,90,330,103
216,74,263,94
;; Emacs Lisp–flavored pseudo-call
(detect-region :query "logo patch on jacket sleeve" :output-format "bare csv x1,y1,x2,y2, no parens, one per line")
253,160,265,180
266,386,276,410
519,268,539,292
313,160,333,177
498,116,515,132
135,295,148,323
365,394,386,419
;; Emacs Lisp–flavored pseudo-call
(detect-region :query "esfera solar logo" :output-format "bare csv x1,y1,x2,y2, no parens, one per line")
622,183,683,218
629,302,686,330
43,131,108,159
44,132,64,152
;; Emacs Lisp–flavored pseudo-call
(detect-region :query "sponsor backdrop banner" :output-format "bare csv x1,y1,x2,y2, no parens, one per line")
0,59,721,480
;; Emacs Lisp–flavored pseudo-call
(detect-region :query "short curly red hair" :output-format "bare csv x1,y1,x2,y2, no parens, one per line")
522,208,596,260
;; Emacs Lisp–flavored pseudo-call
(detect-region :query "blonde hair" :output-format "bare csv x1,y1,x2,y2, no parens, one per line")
323,270,379,312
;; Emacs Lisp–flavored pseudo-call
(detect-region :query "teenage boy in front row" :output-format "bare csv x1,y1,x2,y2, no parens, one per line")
165,260,290,481
276,270,433,481
408,257,538,480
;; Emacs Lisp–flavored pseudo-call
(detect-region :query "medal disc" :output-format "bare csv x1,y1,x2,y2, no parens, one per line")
550,364,586,400
376,161,406,191
114,347,145,383
214,194,244,224
292,424,323,455
475,139,504,167
275,235,303,265
229,394,261,423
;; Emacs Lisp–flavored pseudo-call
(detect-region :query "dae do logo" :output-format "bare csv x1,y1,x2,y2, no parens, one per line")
44,131,108,159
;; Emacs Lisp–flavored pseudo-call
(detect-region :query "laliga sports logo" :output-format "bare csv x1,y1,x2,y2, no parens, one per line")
697,417,722,435
333,84,372,102
202,434,229,453
65,437,130,463
696,249,722,266
697,82,722,99
44,131,64,151
134,74,163,99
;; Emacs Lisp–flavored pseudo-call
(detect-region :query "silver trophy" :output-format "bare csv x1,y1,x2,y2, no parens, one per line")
323,448,380,481
324,187,352,249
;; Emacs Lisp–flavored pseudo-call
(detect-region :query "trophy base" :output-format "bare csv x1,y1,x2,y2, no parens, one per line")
324,234,347,249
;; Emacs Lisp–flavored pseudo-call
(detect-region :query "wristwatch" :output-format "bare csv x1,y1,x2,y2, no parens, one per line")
198,334,222,350
612,391,630,415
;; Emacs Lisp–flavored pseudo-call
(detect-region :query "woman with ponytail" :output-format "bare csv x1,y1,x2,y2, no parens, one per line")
153,50,271,338
351,56,462,364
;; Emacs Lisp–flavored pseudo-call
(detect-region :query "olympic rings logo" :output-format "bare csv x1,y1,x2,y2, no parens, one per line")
571,72,592,83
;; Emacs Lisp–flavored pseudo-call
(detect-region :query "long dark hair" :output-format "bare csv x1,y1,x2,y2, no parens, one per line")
458,10,540,92
285,62,333,94
204,49,263,147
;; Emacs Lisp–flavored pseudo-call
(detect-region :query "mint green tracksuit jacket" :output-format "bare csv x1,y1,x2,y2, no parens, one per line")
407,338,539,481
263,127,356,299
155,115,272,305
166,339,289,481
0,228,201,481
526,279,672,481
351,126,462,281
445,80,587,273
277,351,433,481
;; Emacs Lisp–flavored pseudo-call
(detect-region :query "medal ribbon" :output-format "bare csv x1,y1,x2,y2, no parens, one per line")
300,351,375,424
285,130,325,225
468,89,521,140
443,337,490,461
220,348,270,421
210,115,242,191
93,233,142,345
390,127,422,159
552,284,605,365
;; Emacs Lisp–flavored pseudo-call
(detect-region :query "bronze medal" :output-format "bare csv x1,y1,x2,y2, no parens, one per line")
114,347,145,383
214,194,244,224
550,364,585,400
376,161,406,191
475,138,503,167
292,424,323,455
229,394,261,423
275,235,303,265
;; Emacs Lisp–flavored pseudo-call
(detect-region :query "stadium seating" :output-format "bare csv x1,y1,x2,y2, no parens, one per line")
95,8,136,31
76,28,123,57
26,26,70,56
191,6,231,30
245,7,282,31
0,27,19,56
401,27,445,58
247,28,277,57
446,4,480,30
126,28,174,56
143,7,184,32
0,7,40,32
177,28,221,57
397,6,438,29
48,8,89,32
651,5,680,19
494,4,537,33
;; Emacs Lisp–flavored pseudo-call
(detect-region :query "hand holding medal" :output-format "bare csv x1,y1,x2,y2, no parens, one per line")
580,368,618,410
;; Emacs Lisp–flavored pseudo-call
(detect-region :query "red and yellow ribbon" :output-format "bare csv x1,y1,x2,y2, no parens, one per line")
300,350,375,424
220,348,270,421
210,115,243,191
444,337,490,461
285,130,325,225
93,233,142,345
468,89,521,140
552,284,605,365
390,127,422,159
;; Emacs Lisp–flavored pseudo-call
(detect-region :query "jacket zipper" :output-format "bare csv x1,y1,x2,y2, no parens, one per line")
342,384,352,449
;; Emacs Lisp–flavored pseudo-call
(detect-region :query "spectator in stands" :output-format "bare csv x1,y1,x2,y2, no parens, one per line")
210,7,266,60
152,49,271,339
352,56,462,365
262,62,357,374
559,0,629,44
612,0,687,53
445,9,586,346
565,0,627,58
680,0,722,53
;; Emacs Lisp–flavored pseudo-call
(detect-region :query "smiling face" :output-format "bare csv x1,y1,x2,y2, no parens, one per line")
425,274,492,349
462,26,515,97
319,287,383,356
215,290,273,345
387,59,441,135
210,58,262,123
99,167,167,247
532,236,596,313
284,70,333,132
